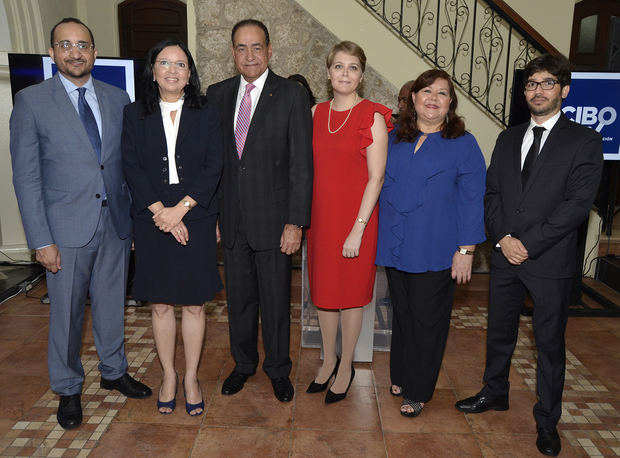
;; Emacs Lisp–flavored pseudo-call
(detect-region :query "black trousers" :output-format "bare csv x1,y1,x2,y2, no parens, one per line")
223,223,292,379
386,267,455,402
482,266,571,429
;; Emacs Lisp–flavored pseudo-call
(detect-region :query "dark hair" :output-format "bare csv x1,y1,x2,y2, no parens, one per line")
326,41,366,73
50,17,95,48
140,39,203,115
288,74,316,107
231,19,270,45
523,53,572,87
396,69,465,142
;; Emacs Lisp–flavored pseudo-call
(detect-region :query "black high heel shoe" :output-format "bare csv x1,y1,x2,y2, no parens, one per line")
325,365,355,404
306,357,340,393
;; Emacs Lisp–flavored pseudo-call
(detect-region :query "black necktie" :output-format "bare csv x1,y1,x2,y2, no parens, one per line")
522,126,545,190
77,87,102,162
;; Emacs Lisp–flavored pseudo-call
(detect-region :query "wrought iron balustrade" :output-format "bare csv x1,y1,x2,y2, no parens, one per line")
357,0,558,127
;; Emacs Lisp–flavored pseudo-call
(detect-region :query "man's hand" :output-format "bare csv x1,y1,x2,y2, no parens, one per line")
216,220,221,243
280,224,302,255
498,236,528,265
36,244,61,273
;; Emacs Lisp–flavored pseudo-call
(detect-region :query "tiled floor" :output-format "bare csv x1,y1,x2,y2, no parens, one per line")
0,273,619,457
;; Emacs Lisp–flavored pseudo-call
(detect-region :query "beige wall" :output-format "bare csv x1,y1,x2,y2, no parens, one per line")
503,0,575,55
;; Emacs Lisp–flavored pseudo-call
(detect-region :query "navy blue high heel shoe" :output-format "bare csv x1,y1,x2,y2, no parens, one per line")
157,374,178,415
183,378,204,416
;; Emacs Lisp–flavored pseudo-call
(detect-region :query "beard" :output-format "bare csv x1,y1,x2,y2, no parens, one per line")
526,93,563,118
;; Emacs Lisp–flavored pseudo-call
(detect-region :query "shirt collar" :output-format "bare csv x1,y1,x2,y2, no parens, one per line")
57,72,96,96
528,110,561,133
239,68,269,94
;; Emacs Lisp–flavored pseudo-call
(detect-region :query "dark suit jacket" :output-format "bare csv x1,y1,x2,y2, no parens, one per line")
206,70,313,251
484,113,603,278
121,101,223,222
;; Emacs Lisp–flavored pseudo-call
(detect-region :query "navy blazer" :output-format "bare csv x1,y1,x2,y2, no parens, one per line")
484,113,603,278
121,101,223,222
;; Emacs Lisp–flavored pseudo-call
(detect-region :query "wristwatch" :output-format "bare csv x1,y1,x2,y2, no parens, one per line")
182,200,192,209
458,247,474,255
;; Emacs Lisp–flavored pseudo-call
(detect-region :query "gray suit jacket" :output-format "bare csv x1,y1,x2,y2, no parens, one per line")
10,73,132,249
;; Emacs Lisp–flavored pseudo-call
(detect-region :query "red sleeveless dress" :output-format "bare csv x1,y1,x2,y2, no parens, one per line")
307,99,393,308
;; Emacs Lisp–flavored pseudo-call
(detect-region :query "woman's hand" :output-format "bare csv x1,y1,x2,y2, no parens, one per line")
342,228,363,258
451,250,474,284
171,221,189,245
153,205,187,232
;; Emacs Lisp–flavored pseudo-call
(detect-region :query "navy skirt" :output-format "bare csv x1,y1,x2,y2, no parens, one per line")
132,214,222,305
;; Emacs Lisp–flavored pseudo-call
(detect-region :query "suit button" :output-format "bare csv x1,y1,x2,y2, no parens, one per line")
176,155,180,159
163,167,167,172
163,157,167,161
95,193,101,199
163,179,168,183
100,165,104,170
178,165,182,170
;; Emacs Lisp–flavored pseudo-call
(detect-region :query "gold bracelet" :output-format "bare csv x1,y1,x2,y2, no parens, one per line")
356,217,367,225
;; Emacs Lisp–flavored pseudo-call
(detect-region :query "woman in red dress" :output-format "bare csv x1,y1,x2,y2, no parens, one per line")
306,41,391,403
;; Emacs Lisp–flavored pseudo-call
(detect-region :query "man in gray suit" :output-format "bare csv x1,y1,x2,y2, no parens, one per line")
10,17,151,430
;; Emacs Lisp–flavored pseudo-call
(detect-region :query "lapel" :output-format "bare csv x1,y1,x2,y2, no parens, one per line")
511,122,529,197
521,113,568,196
51,74,98,162
241,70,279,161
145,106,167,155
92,79,109,161
222,77,240,153
176,104,194,148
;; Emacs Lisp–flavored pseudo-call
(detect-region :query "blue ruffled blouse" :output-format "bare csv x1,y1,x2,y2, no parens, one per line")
376,130,486,273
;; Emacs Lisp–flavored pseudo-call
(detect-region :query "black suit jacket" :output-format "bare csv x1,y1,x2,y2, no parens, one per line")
121,101,223,222
206,70,313,250
484,113,603,278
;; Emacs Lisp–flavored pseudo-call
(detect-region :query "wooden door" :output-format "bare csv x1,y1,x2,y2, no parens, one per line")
118,0,187,58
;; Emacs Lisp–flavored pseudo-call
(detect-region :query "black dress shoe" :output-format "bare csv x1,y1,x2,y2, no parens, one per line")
455,391,509,413
271,376,294,402
536,425,561,456
325,365,355,404
57,394,82,430
306,357,340,393
100,373,152,399
221,370,250,395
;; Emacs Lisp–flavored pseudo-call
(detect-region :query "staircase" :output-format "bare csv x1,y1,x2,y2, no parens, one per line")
357,0,559,127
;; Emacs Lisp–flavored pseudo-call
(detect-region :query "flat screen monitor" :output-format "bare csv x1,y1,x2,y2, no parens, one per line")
8,53,145,103
510,70,620,160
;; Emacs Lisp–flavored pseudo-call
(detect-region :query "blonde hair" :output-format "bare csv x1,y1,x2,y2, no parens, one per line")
326,41,366,73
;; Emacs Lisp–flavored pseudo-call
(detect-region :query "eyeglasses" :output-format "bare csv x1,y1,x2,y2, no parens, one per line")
525,79,559,91
156,60,188,71
53,40,94,52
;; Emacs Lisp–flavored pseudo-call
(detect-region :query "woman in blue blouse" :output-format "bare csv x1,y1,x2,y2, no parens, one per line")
376,69,486,417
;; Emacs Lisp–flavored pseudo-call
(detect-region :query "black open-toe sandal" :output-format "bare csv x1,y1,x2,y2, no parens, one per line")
400,398,424,417
389,385,402,397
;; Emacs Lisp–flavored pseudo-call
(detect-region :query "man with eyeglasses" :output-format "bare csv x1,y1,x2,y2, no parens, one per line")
455,54,603,456
10,17,151,430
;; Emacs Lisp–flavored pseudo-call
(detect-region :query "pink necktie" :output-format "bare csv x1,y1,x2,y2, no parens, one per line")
235,83,255,159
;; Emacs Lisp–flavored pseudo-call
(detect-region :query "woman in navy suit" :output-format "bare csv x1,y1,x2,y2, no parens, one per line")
122,39,223,416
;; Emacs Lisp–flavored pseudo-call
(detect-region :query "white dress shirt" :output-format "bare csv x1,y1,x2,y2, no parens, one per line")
233,68,269,131
160,98,184,185
520,110,561,170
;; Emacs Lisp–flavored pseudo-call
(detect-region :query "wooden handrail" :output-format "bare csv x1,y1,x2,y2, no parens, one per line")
486,0,561,56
